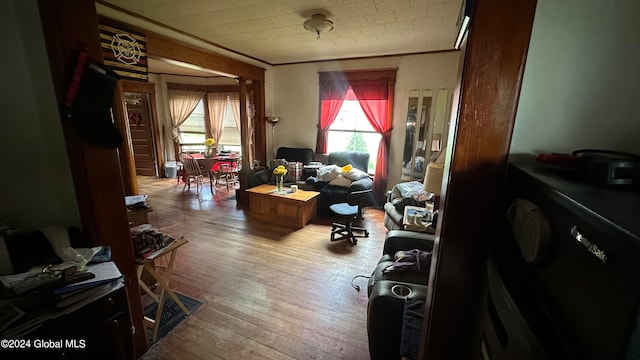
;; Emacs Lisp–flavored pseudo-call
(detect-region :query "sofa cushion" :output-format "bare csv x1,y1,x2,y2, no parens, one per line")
367,258,430,296
384,211,404,231
328,174,352,187
350,177,373,191
383,249,432,275
317,164,340,182
343,167,369,181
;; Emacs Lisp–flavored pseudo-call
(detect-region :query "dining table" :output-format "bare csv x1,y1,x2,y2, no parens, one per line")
192,154,241,189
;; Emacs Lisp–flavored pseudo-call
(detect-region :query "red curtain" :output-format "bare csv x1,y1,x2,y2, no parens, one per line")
316,99,344,153
317,70,396,204
351,80,392,202
316,77,349,153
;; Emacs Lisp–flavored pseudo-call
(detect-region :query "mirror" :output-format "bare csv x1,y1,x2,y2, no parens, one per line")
401,89,452,181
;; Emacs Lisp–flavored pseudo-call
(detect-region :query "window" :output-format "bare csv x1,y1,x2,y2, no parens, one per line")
178,99,205,153
317,69,396,201
327,100,381,173
177,95,242,154
219,96,241,153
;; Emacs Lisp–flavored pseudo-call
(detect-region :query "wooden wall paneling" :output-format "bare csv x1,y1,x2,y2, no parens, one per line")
38,0,147,357
253,80,266,169
318,68,398,82
420,0,537,358
146,32,265,82
237,78,250,205
238,79,266,205
167,83,240,93
113,80,138,195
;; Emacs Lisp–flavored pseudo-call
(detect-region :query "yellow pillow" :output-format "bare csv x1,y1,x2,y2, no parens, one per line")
341,164,353,173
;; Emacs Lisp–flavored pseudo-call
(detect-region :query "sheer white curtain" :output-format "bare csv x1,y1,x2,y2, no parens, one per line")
168,89,205,141
229,92,254,167
206,92,227,144
228,93,241,131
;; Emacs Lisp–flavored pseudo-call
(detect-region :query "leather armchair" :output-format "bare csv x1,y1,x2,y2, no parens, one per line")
328,151,369,172
367,230,435,294
274,147,314,164
309,151,374,214
367,230,435,360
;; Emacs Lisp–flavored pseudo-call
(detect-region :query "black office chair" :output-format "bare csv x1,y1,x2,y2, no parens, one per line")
329,189,374,245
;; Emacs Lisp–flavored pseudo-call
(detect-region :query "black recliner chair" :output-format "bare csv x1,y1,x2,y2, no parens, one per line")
308,151,375,214
367,230,435,360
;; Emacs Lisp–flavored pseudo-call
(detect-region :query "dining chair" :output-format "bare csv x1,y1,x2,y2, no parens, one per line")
178,152,210,195
213,161,239,191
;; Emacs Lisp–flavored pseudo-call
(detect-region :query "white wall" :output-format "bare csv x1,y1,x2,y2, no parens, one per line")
271,52,461,188
0,1,80,229
511,0,640,155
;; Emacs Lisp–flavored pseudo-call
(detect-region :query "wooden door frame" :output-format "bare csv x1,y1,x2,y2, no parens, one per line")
38,0,147,356
420,0,538,358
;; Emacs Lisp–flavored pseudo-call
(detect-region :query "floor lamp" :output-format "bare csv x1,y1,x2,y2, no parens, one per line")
266,116,280,159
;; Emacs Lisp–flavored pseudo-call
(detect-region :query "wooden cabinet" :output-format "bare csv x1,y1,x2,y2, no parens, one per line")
247,184,319,228
7,283,134,360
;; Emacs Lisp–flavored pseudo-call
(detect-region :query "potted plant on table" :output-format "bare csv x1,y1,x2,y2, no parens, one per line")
273,165,288,192
204,138,216,158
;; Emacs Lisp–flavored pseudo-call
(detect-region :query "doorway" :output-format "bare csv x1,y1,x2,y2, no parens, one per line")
122,81,162,177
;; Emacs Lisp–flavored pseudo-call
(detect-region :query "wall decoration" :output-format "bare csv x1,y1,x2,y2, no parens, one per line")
98,23,148,82
111,33,141,65
128,112,143,126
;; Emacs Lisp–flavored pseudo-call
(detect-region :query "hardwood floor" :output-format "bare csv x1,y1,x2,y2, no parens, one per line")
136,176,387,360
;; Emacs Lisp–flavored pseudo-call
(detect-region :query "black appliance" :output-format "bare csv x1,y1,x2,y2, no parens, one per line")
483,159,640,359
536,149,640,186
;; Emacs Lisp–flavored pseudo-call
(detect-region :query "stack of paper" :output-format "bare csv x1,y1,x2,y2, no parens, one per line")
53,261,123,296
48,261,122,308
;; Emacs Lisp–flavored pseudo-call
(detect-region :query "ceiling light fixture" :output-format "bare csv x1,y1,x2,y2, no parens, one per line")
303,14,334,39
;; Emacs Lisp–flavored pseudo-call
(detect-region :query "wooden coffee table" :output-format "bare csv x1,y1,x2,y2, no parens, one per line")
246,184,320,229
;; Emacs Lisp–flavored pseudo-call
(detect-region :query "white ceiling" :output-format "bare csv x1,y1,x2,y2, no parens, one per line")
100,0,464,70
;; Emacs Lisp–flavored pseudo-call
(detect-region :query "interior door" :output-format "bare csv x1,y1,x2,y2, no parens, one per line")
121,81,162,177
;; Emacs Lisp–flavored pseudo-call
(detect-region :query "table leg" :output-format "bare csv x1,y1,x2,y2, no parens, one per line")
136,265,160,303
143,261,191,316
151,284,166,341
138,249,191,342
208,170,214,193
